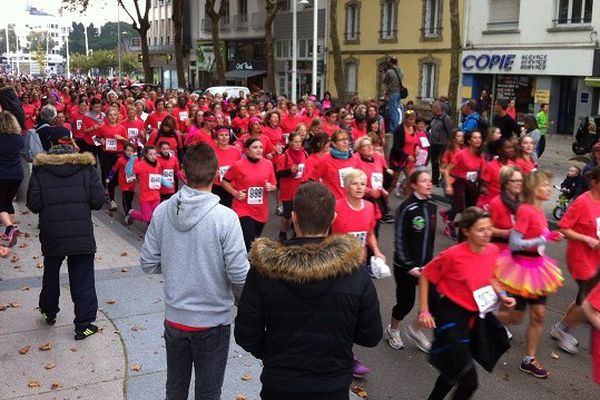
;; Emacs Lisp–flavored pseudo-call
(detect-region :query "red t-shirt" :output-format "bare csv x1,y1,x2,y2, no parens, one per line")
558,192,600,280
148,130,183,153
214,145,242,186
157,154,180,195
224,157,277,223
69,111,86,140
352,127,368,142
236,134,275,156
186,128,214,147
97,123,126,153
515,157,537,175
450,148,484,181
403,128,419,159
489,195,514,251
121,119,146,145
423,242,500,312
133,158,163,202
321,123,338,138
586,282,600,385
262,125,284,146
173,107,190,132
281,114,302,134
355,152,387,220
232,116,250,133
111,155,137,192
145,111,168,131
481,159,514,199
331,199,376,248
308,152,360,200
301,113,317,128
302,152,326,183
22,104,36,130
82,113,106,146
513,203,547,253
276,150,308,201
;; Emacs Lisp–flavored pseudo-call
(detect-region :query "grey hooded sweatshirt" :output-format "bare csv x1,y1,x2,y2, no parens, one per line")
141,185,249,327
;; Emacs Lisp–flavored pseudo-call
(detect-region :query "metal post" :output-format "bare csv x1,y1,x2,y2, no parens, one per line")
66,28,70,79
311,0,318,96
16,35,19,76
84,24,89,56
118,2,121,79
291,0,298,103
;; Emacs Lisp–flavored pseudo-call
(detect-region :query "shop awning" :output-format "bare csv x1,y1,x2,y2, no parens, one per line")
225,70,267,80
584,77,600,87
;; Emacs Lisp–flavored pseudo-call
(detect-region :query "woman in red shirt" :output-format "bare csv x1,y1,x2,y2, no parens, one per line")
300,100,318,127
145,98,168,131
276,131,308,241
121,106,146,147
582,283,600,386
302,132,329,181
212,127,242,208
20,93,37,131
554,166,600,354
98,108,127,210
106,143,137,218
281,103,302,134
222,137,277,251
81,98,106,156
514,136,537,175
125,146,165,225
495,170,564,378
70,99,89,150
479,138,516,209
389,110,418,195
156,142,180,202
147,115,184,159
262,111,284,151
419,207,515,399
235,117,275,160
231,106,250,135
489,165,523,251
443,130,484,239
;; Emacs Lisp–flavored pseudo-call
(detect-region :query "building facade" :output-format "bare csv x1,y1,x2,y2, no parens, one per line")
326,0,464,105
462,0,600,135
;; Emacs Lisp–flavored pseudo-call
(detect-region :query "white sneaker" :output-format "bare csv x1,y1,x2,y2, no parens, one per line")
551,323,579,354
406,324,431,353
385,324,404,350
109,200,118,211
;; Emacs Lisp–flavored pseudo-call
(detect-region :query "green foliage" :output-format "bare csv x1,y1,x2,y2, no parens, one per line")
69,49,141,75
0,29,18,53
26,31,57,54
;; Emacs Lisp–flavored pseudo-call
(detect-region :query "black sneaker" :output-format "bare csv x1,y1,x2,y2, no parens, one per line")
74,324,99,340
380,215,395,224
41,312,56,326
520,358,549,378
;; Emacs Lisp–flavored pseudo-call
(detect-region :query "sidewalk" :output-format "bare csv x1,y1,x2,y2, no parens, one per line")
0,204,362,399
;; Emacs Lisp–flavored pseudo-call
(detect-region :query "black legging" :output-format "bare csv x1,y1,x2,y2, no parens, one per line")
537,135,546,158
0,179,22,214
212,184,233,208
392,266,418,321
429,365,478,400
122,190,135,214
430,144,445,185
100,152,118,202
447,177,479,223
239,216,265,252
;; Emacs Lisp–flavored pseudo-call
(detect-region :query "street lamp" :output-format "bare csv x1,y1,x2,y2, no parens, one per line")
292,0,318,102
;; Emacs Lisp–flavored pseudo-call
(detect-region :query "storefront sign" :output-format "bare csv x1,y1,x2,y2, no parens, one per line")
534,90,550,104
462,54,516,72
236,62,254,70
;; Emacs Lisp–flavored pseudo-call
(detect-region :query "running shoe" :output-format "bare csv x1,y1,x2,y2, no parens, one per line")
551,323,579,353
124,209,134,226
406,324,431,353
520,358,549,378
352,358,371,378
442,224,450,237
385,324,404,350
5,226,19,248
74,324,99,340
275,205,283,216
109,200,118,211
439,209,449,225
41,311,56,326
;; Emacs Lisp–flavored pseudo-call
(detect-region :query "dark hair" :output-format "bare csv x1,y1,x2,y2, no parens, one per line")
416,117,426,125
523,114,538,132
366,118,380,134
309,132,330,153
406,170,431,195
585,166,600,185
160,115,177,131
495,99,509,110
293,182,335,235
183,143,218,187
158,141,170,148
123,142,136,152
457,206,490,230
245,137,262,149
446,129,463,153
143,145,157,155
331,130,348,143
540,103,548,108
464,129,483,155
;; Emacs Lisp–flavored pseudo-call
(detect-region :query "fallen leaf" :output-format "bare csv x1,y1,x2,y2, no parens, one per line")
551,351,559,359
18,243,29,248
50,382,62,390
131,325,146,332
235,395,247,400
69,347,78,352
351,385,368,399
45,361,56,369
121,268,129,273
36,262,44,269
0,304,8,311
19,345,31,354
38,342,51,351
28,379,41,388
20,286,30,291
10,255,19,263
240,373,252,381
120,252,128,257
23,232,31,238
21,210,30,215
130,363,141,372
9,302,20,308
106,299,117,305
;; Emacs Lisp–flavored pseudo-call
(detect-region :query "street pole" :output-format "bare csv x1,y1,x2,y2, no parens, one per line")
311,0,318,96
84,24,89,56
117,2,121,79
15,35,19,76
66,28,70,79
291,0,298,103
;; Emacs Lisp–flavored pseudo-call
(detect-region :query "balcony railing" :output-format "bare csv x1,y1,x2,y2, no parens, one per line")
486,20,519,31
251,11,266,30
233,14,249,30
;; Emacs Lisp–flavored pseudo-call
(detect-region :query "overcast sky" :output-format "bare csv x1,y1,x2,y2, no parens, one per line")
0,0,122,26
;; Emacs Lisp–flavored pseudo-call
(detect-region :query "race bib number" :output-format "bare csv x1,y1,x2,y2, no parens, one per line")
127,128,139,140
416,150,428,167
466,171,478,182
179,111,188,121
105,138,117,151
247,186,264,205
295,163,305,179
76,120,83,130
473,285,498,315
125,174,136,183
371,172,383,190
338,167,353,188
283,133,290,144
419,137,430,148
349,231,367,247
162,169,174,183
219,166,230,182
149,173,161,190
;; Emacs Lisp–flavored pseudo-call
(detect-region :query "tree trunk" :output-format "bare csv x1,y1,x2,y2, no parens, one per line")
172,0,186,88
206,0,226,85
139,28,153,83
329,0,346,104
448,0,461,124
264,1,283,92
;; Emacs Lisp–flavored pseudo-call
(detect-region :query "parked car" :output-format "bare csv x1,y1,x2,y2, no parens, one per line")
203,86,251,99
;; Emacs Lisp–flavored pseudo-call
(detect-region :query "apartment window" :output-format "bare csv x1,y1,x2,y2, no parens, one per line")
239,0,248,23
299,39,307,58
166,36,170,45
422,0,442,38
345,59,359,95
556,0,593,24
276,40,291,59
418,58,439,101
281,0,291,11
487,0,520,31
153,37,157,46
380,0,398,42
345,1,360,43
160,36,163,45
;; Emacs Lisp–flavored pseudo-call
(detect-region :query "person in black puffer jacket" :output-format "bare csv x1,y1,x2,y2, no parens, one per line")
26,141,106,340
235,182,382,400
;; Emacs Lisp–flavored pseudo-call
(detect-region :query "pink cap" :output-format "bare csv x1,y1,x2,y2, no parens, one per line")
249,117,262,126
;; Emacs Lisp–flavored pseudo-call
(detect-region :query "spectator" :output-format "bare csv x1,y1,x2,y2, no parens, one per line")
235,182,383,400
383,56,404,133
140,143,249,399
536,103,549,158
523,114,541,162
460,99,480,134
429,101,454,185
477,89,491,120
494,99,522,140
36,105,75,151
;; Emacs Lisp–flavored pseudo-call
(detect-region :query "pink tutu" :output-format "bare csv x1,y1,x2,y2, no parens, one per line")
495,250,563,298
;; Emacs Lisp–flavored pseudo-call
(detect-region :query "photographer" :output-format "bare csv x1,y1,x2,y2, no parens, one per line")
383,57,404,133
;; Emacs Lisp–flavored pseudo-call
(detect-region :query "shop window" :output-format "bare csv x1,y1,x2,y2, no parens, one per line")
345,59,359,96
345,1,360,43
419,62,437,101
299,39,307,59
275,40,291,59
239,0,248,23
422,0,442,38
487,0,520,31
379,0,398,42
556,0,593,25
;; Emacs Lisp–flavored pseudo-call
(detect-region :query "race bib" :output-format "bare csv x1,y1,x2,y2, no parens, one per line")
179,111,188,121
125,174,136,183
596,217,600,239
219,166,230,182
247,186,264,205
419,137,430,148
466,171,478,182
92,136,102,146
349,231,367,246
127,128,139,140
76,120,83,130
338,167,353,188
295,163,305,179
283,133,290,144
473,285,498,315
371,172,383,190
157,121,162,129
162,169,174,183
416,150,428,167
149,173,161,190
105,138,117,151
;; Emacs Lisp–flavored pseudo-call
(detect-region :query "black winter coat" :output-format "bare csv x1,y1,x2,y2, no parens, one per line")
26,151,106,257
235,235,383,395
394,194,437,271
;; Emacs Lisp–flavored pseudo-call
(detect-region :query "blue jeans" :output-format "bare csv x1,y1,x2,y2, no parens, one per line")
388,91,401,133
164,323,231,400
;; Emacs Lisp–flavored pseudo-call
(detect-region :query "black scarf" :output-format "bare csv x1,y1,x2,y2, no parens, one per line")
500,190,520,214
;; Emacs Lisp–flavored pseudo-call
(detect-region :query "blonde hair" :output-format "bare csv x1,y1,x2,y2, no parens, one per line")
499,165,523,190
354,136,372,151
0,111,22,134
343,168,367,189
522,170,553,204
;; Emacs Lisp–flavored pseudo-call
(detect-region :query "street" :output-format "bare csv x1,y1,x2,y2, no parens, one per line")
0,135,598,399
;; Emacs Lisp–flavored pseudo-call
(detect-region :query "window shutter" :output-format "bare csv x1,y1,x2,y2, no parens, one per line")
488,0,520,29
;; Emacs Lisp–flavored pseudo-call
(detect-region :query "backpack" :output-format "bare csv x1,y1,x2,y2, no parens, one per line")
21,126,45,163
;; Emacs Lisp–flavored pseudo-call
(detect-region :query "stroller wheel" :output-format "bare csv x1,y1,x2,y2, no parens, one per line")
552,206,565,220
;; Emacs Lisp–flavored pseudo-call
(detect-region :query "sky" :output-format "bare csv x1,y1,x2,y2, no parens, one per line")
0,0,121,27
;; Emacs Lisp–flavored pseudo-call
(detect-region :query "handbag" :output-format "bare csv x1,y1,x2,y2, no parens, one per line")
393,67,408,99
470,312,510,372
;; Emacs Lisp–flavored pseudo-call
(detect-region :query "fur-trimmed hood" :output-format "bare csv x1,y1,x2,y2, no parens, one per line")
33,151,96,167
249,235,365,284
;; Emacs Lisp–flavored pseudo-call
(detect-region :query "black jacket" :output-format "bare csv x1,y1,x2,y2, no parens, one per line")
394,194,437,271
234,235,382,394
26,150,106,257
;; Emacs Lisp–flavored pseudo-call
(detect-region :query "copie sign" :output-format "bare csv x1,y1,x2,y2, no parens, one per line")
462,54,516,71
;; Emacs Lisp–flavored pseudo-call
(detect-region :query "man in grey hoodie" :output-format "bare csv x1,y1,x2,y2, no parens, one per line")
140,143,249,400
